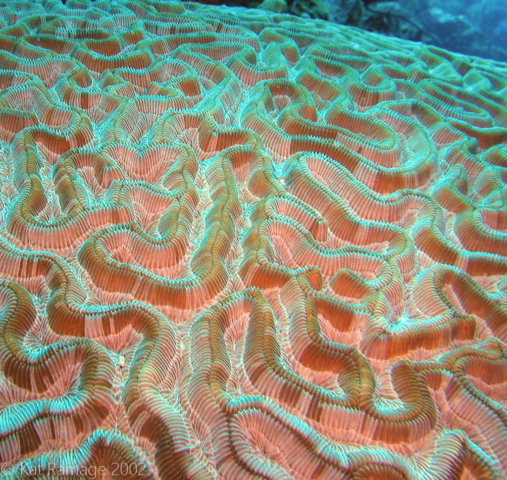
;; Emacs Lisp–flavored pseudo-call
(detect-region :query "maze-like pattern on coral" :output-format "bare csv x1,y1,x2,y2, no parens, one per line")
0,0,506,478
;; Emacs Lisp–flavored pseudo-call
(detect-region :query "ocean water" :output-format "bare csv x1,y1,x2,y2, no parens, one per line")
392,0,507,62
275,0,507,63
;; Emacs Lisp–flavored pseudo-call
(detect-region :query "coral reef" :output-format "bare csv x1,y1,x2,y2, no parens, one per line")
0,0,506,478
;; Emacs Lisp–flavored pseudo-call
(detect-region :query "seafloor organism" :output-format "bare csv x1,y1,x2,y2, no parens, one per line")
0,0,506,479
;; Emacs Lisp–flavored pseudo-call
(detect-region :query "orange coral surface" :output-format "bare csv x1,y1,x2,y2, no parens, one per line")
0,0,506,478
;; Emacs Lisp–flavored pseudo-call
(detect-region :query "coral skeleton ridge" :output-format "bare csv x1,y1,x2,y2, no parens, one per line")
0,0,506,478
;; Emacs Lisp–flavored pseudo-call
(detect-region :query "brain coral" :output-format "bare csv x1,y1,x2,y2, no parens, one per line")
0,0,506,479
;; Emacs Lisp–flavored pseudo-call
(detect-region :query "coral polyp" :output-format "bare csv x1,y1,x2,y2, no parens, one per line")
0,0,506,478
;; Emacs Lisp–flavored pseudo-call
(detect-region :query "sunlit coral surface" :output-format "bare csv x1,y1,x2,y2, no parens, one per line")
0,0,507,478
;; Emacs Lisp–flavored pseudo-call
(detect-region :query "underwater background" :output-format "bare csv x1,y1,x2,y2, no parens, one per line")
202,0,507,63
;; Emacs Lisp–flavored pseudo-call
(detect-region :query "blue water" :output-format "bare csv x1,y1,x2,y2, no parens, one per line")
317,0,507,63
369,0,507,62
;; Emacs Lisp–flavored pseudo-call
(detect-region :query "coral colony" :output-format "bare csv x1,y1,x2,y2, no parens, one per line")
0,0,506,478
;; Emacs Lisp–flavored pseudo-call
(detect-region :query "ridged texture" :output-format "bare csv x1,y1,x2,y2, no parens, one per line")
0,0,506,479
